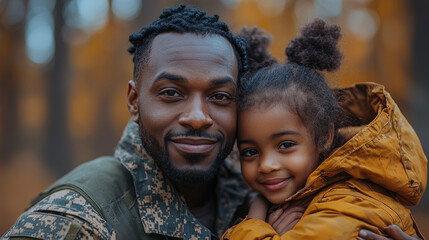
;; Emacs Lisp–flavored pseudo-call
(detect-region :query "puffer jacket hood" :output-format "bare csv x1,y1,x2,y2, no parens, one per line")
222,83,426,240
295,82,427,206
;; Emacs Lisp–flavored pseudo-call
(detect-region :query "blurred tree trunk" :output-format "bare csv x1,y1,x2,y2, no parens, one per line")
45,0,71,175
0,32,19,163
0,1,24,163
411,0,429,206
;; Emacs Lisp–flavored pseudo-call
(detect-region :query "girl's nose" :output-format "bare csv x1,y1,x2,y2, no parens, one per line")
258,154,280,173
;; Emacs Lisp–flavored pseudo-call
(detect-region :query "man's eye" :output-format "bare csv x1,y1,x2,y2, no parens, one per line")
214,94,228,100
160,89,181,97
209,93,233,102
241,148,258,157
279,141,295,149
209,92,234,106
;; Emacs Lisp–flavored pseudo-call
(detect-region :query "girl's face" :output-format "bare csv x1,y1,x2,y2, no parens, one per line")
238,104,321,204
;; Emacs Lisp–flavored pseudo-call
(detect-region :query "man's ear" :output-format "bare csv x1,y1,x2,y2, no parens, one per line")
126,80,139,123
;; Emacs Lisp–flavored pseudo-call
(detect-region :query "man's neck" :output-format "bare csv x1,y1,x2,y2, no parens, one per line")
173,180,216,209
173,180,217,231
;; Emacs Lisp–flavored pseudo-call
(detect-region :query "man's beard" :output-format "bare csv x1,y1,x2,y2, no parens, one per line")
137,117,234,184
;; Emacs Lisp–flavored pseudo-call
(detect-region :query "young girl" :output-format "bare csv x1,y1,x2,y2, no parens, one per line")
223,20,426,239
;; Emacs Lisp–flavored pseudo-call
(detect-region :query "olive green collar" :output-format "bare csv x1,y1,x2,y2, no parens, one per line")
114,120,248,239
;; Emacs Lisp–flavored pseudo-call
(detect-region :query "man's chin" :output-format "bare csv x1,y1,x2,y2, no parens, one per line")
182,153,210,165
169,150,217,166
163,160,222,184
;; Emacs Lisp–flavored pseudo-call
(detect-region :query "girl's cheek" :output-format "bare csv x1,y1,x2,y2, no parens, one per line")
241,162,256,182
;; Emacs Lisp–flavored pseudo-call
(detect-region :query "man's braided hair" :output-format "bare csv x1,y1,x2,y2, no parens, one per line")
128,4,248,81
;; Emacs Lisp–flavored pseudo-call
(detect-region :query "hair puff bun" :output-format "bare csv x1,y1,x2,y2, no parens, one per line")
286,19,343,72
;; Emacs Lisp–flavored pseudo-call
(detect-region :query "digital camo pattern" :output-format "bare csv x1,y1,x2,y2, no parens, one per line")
2,190,116,240
114,120,249,239
29,190,115,239
2,119,248,240
3,212,77,240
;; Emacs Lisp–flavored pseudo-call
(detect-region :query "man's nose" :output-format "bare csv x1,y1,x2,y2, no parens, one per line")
178,95,213,130
258,154,280,173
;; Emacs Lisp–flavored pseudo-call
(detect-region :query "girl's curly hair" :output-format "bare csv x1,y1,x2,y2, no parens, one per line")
238,19,345,160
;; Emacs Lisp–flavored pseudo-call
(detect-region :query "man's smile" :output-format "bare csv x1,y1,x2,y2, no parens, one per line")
170,136,218,154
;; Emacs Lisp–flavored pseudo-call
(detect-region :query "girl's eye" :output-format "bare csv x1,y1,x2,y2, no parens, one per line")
241,148,258,157
279,141,295,149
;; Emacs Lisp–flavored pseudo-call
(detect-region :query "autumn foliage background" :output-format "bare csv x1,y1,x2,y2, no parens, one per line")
0,0,428,236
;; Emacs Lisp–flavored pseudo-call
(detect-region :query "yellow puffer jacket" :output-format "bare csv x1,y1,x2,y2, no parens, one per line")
223,83,427,239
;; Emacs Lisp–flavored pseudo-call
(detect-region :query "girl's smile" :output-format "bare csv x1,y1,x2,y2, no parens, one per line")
260,177,292,191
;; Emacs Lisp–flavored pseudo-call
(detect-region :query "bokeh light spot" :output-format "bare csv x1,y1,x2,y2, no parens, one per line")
314,0,342,18
220,0,243,9
347,9,379,40
112,0,141,20
65,0,109,31
3,0,26,25
257,0,287,17
25,8,54,64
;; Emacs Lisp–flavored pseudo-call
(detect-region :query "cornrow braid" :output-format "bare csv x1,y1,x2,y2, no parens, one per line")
237,26,277,83
128,4,248,80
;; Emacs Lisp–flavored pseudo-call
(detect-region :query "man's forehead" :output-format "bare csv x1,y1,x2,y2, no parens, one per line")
150,32,236,60
141,32,239,80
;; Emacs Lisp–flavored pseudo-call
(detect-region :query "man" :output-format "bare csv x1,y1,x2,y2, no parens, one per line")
1,4,419,240
3,4,248,240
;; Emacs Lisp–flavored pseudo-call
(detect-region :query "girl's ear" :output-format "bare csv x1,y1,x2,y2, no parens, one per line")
126,80,139,123
323,123,335,151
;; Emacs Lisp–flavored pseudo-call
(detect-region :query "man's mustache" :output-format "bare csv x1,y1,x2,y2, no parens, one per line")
165,130,223,141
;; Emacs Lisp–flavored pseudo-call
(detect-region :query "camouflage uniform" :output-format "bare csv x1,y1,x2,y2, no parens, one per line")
2,120,249,240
